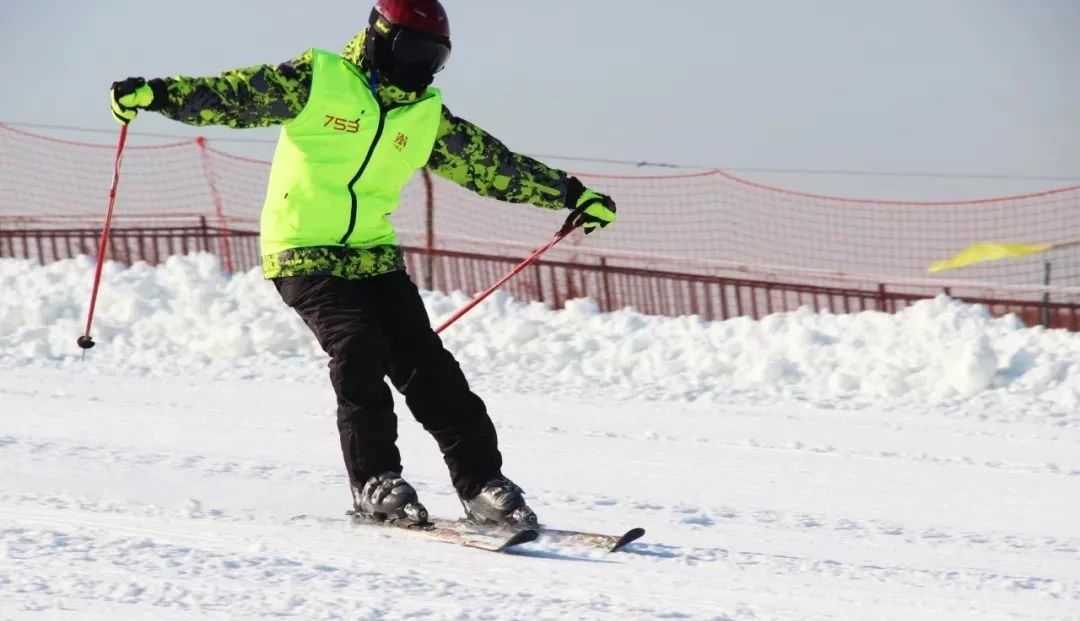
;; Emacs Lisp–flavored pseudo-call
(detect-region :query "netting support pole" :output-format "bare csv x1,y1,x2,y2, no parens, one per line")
196,137,234,274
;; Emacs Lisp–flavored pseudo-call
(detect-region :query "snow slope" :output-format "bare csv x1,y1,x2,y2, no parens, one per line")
2,256,1079,620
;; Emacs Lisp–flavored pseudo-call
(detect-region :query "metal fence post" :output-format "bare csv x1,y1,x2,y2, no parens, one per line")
200,216,211,254
599,258,614,312
1042,261,1052,328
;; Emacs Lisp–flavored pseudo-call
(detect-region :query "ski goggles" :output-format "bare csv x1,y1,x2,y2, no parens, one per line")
372,15,452,73
390,28,451,73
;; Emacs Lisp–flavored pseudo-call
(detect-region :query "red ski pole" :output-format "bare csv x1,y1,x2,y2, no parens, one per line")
77,124,129,352
435,215,581,334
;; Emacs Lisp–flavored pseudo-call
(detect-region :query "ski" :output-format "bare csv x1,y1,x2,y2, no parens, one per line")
359,514,539,552
540,526,646,552
423,518,645,553
289,512,538,553
289,513,642,553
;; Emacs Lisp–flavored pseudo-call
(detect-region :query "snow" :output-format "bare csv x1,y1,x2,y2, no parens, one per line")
2,255,1079,620
3,255,1079,416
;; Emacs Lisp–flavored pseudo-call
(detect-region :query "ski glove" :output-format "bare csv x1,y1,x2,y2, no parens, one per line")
109,77,158,124
565,177,617,235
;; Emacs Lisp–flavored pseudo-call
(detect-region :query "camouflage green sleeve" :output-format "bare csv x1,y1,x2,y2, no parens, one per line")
426,106,571,211
147,50,314,128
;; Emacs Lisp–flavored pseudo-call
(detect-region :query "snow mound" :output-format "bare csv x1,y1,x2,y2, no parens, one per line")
2,255,1078,411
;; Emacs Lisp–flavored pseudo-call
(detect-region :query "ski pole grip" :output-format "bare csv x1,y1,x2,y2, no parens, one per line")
560,205,587,236
561,196,607,236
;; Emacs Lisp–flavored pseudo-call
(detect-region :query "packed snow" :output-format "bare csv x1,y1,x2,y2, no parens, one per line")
2,255,1079,620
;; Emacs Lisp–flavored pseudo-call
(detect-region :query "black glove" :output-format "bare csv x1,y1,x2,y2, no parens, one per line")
109,77,159,124
564,177,617,235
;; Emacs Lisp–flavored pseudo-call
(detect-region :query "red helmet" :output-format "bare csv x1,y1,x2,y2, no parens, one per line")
366,0,451,90
371,0,450,41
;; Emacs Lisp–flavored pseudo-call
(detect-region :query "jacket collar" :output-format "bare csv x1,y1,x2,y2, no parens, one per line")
342,30,425,107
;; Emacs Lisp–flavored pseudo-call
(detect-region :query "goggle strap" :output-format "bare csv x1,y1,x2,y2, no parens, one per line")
373,16,393,37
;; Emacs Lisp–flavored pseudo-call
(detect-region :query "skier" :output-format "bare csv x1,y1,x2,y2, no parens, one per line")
108,0,616,527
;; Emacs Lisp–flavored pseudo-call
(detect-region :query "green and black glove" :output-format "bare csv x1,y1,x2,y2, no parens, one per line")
565,177,617,235
109,77,158,124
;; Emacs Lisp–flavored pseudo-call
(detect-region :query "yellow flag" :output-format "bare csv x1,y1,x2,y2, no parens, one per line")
927,242,1054,273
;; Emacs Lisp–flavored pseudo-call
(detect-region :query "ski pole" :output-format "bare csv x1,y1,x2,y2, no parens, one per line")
435,213,582,334
77,124,130,352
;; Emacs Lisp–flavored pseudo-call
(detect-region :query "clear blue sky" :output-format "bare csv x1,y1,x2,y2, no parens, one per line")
2,0,1078,198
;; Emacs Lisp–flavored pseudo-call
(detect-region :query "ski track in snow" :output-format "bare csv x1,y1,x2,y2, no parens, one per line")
3,369,1080,620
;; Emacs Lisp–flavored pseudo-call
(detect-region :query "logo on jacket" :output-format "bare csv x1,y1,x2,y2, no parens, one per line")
324,115,360,133
394,132,409,151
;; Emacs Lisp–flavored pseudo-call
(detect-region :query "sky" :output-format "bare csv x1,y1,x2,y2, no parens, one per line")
2,0,1079,199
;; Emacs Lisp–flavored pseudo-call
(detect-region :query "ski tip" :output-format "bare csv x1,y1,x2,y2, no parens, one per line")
500,528,540,551
611,527,646,552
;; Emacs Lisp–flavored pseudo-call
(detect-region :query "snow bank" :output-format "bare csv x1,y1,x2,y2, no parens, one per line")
2,255,1078,412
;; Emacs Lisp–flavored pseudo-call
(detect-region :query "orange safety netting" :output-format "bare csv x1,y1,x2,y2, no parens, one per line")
2,123,1078,292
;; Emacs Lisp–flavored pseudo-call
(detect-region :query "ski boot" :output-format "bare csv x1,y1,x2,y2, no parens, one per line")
351,472,429,525
460,476,538,527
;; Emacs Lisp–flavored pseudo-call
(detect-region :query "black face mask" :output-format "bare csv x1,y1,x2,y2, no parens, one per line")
365,26,450,93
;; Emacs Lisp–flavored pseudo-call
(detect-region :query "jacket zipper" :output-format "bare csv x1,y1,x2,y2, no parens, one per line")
339,104,387,245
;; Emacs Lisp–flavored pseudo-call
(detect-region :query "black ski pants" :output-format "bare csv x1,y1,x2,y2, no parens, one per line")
274,271,501,499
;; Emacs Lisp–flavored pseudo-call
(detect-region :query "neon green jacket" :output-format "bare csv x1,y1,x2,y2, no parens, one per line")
146,31,574,279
